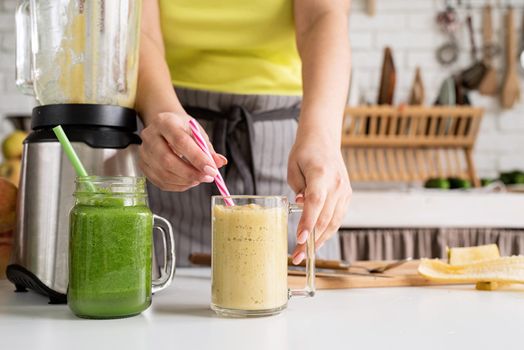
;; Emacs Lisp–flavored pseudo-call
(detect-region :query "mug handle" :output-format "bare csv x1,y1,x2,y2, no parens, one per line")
288,204,315,298
152,214,176,293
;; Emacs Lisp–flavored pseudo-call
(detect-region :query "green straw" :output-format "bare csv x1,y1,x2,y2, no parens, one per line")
52,125,95,191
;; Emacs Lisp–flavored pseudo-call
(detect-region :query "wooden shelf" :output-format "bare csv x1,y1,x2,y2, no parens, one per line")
341,106,484,186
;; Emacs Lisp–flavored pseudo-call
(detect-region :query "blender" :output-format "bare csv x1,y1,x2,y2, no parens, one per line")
7,0,143,303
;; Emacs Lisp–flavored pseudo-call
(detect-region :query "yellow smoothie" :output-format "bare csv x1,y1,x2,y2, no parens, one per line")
212,204,288,311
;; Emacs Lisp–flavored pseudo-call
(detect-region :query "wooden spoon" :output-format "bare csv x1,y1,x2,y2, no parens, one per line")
501,6,521,109
479,4,498,96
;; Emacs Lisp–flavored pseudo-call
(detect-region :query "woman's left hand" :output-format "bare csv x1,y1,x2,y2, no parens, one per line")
287,133,352,264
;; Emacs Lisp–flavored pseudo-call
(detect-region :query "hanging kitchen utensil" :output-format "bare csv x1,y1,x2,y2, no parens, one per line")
409,67,425,105
455,74,471,105
436,0,461,65
436,0,460,33
377,46,396,105
479,4,499,95
460,7,487,89
518,5,524,75
501,6,520,108
435,76,457,105
366,0,376,16
436,38,460,65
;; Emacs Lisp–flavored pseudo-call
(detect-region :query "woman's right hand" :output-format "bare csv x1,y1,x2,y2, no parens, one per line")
139,112,227,192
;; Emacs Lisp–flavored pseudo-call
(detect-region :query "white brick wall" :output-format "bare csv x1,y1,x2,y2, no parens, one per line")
0,0,523,177
350,0,524,177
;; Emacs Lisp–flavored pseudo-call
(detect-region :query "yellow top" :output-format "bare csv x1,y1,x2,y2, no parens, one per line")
159,0,302,95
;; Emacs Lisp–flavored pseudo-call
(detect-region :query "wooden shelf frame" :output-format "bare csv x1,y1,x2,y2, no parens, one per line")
341,106,484,186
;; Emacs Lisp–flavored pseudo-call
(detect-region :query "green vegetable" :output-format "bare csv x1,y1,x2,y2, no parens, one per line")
448,177,472,189
499,171,524,185
481,178,495,187
424,178,450,189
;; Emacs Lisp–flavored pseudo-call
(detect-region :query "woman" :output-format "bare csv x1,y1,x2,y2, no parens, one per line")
135,0,352,266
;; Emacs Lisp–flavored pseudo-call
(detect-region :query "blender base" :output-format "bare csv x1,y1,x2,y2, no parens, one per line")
6,264,67,304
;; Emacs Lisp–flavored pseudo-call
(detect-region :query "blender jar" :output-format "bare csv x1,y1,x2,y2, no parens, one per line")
16,0,141,108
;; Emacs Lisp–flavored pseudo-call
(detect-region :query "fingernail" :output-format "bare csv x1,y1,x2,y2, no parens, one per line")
217,154,228,165
203,165,218,177
202,175,215,183
292,252,306,265
297,230,308,244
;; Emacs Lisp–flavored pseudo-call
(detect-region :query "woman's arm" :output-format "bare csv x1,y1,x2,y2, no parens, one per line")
289,0,352,263
135,0,226,191
135,0,184,121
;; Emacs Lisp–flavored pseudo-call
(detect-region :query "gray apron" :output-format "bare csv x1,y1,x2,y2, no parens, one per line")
148,88,341,266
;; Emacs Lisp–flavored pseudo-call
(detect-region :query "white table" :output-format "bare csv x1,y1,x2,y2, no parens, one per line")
0,268,522,350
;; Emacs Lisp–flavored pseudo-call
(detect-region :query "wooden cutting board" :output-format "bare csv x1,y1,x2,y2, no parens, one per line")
377,47,396,105
288,260,467,290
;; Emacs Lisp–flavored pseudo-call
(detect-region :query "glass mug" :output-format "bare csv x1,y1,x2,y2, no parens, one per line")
211,196,315,317
68,176,175,319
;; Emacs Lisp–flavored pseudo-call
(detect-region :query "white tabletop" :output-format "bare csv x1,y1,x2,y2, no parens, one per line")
0,268,523,350
342,190,524,228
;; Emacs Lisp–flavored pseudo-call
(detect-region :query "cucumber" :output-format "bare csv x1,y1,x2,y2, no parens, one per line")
448,177,472,189
424,178,450,189
500,170,524,185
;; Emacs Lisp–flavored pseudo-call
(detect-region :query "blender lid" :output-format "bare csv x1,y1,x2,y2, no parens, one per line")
31,104,138,131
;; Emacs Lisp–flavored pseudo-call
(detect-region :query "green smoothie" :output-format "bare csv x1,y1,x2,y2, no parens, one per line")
68,202,153,319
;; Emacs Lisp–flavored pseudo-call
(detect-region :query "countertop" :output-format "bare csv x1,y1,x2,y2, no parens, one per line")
342,190,524,228
1,268,523,350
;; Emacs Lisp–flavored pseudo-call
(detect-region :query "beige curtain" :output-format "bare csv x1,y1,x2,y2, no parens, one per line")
339,228,524,261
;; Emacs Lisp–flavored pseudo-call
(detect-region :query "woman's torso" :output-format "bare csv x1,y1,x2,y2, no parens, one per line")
159,0,302,95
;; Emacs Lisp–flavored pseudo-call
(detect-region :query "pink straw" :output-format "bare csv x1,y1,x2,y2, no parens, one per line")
188,119,235,206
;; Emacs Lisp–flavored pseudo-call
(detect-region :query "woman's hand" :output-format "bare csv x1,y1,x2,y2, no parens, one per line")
287,133,352,264
139,112,227,191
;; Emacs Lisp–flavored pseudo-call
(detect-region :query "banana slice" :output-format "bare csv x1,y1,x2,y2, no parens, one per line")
447,244,502,290
448,244,500,265
418,257,524,283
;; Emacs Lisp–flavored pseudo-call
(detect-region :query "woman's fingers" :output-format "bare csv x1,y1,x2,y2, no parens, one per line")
315,196,348,251
139,133,214,189
156,113,218,177
194,121,228,168
292,174,327,262
291,184,334,261
315,175,352,251
138,157,198,191
139,112,230,192
290,167,352,264
140,131,205,182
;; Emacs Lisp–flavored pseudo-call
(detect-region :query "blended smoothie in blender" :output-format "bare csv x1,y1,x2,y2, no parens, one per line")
211,204,288,312
30,0,140,108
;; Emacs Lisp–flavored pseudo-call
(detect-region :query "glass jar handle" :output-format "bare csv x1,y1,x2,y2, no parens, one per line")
288,204,315,298
15,0,34,95
152,214,176,293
